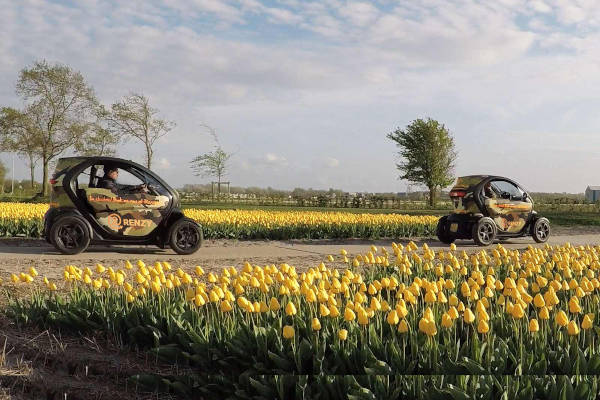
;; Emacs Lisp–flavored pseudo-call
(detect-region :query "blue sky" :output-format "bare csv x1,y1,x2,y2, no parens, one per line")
2,0,600,193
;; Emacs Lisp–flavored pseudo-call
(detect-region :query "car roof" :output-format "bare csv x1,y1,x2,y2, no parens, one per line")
56,156,145,171
58,156,134,163
454,175,524,191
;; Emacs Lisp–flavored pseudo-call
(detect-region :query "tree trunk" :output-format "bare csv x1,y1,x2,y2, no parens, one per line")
429,186,436,207
146,144,152,169
30,164,35,189
41,158,49,197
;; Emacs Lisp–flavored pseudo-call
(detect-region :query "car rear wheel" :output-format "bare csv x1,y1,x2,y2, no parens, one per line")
472,217,496,246
169,218,203,255
436,216,455,244
50,215,91,255
532,217,550,243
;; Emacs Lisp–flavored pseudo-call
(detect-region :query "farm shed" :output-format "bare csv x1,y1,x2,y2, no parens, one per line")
585,186,600,202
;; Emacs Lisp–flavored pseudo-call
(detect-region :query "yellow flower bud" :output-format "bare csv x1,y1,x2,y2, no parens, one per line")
529,318,539,333
283,325,295,339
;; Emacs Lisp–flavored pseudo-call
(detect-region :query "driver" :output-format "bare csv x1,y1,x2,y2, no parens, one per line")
484,182,497,199
97,164,149,195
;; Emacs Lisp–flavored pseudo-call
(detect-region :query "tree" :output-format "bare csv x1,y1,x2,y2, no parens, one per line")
387,118,457,206
0,60,100,196
75,106,120,156
0,107,41,188
109,93,174,169
0,160,6,192
190,148,231,196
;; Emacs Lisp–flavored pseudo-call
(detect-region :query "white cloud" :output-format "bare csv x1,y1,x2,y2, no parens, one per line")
158,158,171,169
264,153,288,166
325,157,339,168
3,0,600,192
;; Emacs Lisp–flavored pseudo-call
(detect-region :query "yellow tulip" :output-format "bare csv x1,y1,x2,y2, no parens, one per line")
582,314,594,330
312,318,322,331
567,320,580,336
285,302,297,316
218,300,232,312
283,325,295,339
511,304,525,319
386,310,399,325
398,319,409,333
533,294,545,308
568,296,581,314
441,313,453,328
477,319,489,334
463,309,475,324
556,310,568,327
529,318,539,333
344,307,356,322
269,297,280,311
338,329,348,340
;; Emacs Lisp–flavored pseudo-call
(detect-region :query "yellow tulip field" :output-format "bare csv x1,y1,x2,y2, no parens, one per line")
0,202,437,239
5,241,600,398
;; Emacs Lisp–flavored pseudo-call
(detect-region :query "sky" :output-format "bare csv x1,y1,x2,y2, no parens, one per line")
1,0,600,193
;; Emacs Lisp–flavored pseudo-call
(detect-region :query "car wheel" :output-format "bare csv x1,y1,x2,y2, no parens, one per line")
436,216,455,244
532,217,550,243
169,218,203,255
50,215,91,255
472,217,496,246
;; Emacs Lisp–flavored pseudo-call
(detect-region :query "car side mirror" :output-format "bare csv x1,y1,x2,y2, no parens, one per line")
522,193,529,201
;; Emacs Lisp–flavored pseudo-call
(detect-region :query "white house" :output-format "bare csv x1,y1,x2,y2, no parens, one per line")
585,186,600,202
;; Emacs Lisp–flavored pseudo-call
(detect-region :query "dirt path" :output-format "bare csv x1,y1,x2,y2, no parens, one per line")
1,229,600,281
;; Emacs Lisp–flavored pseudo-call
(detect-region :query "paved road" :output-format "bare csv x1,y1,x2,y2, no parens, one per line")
2,234,600,261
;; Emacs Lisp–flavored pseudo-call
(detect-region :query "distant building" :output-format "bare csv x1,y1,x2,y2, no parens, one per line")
585,186,600,202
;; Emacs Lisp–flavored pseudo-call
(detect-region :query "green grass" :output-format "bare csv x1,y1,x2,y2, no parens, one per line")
542,212,600,227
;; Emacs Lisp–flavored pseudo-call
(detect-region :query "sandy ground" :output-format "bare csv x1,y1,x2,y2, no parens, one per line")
1,226,600,281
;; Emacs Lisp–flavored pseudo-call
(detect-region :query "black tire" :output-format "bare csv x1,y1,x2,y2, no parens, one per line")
49,215,91,255
472,217,496,246
436,216,455,244
169,218,203,255
532,217,550,243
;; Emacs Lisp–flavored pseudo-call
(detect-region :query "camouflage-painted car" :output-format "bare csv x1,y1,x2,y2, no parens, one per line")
44,156,202,255
436,175,550,246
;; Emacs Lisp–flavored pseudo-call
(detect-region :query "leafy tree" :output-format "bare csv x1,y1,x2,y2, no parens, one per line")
387,118,457,206
109,93,174,169
0,60,100,196
190,148,231,196
0,107,41,188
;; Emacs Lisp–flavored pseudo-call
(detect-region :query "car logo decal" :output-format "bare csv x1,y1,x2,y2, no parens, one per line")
107,213,122,230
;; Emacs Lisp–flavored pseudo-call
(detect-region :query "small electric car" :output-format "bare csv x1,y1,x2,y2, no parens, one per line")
436,175,550,246
43,157,203,255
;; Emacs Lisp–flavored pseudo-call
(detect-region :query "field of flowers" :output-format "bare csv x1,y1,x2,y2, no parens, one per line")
4,242,600,398
0,202,437,239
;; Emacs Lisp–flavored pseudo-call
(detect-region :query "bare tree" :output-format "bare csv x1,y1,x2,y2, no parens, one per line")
190,147,231,195
109,93,174,169
0,60,99,195
75,106,120,156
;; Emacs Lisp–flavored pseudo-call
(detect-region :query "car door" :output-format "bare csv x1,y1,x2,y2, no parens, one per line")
86,165,171,237
485,180,532,233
